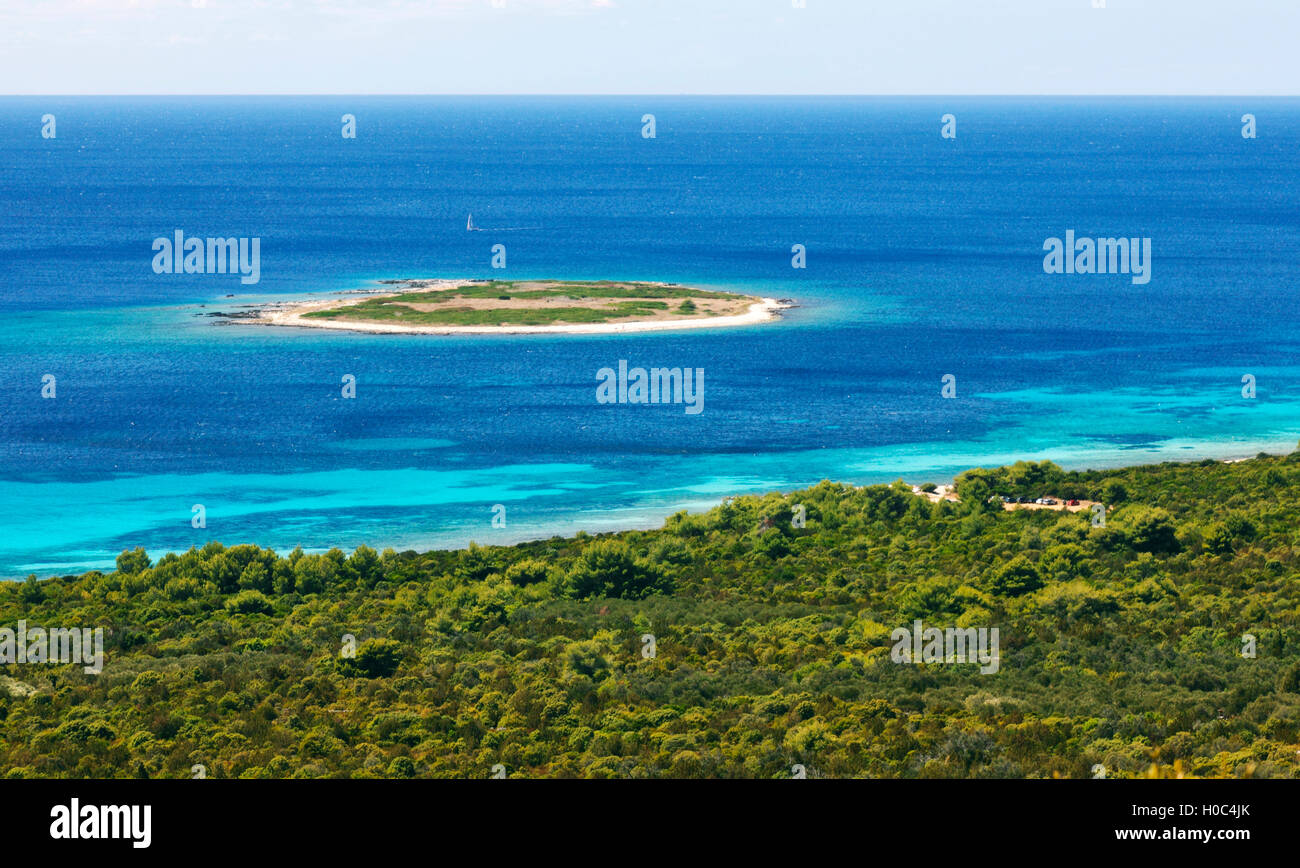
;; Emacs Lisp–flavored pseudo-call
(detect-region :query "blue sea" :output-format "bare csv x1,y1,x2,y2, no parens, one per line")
1,96,1298,577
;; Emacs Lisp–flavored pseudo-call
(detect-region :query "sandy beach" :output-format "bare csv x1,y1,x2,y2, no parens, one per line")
250,280,792,335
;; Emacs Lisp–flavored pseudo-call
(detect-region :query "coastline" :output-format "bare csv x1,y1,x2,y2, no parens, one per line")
3,446,1289,579
248,279,792,335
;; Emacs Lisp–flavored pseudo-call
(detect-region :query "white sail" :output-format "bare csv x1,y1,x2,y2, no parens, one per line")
466,214,475,231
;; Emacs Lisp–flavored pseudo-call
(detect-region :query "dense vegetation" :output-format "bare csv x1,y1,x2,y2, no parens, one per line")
2,453,1299,779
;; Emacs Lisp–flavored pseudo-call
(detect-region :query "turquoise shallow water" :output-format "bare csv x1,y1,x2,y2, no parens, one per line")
2,96,1299,576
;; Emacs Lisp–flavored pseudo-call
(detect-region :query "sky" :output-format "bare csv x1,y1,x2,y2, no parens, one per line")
0,0,1296,95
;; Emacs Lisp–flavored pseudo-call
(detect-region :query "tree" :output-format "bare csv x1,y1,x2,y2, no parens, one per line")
238,562,271,593
115,547,151,575
456,543,500,582
1125,507,1181,554
989,556,1043,597
349,545,382,587
225,590,273,616
19,574,44,604
1203,523,1234,556
1098,479,1128,505
563,540,671,600
504,558,551,586
206,553,240,594
387,756,416,778
342,638,403,678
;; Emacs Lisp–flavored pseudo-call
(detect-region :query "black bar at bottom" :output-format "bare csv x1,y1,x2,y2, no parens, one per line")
1,778,1280,857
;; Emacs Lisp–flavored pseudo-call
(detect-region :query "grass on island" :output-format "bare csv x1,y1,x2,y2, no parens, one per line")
5,453,1300,778
300,280,755,327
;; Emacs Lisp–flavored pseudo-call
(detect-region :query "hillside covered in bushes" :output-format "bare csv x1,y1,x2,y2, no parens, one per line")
2,453,1299,778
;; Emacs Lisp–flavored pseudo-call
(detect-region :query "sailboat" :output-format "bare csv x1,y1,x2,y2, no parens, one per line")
466,213,477,231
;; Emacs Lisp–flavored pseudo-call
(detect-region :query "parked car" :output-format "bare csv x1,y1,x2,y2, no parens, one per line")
1018,497,1032,504
1066,498,1080,506
1042,498,1057,505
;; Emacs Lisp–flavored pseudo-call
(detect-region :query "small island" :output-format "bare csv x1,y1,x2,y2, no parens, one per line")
255,279,789,335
